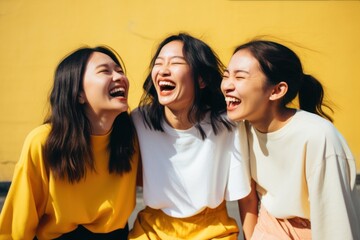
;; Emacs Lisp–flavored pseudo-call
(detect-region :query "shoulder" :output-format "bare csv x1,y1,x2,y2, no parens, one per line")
130,107,140,116
294,110,337,137
130,107,146,127
295,110,352,156
23,124,51,146
131,107,145,121
16,124,51,169
21,124,50,158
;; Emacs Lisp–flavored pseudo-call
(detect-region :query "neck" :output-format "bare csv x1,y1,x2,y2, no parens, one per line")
91,120,113,135
88,112,118,135
164,107,193,130
252,107,296,133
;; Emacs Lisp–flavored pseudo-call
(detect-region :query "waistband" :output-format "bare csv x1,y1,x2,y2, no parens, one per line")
146,201,227,219
34,223,129,240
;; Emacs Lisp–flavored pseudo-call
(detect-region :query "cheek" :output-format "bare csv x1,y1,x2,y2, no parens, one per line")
124,76,130,88
178,69,193,84
151,67,158,81
233,82,245,94
246,89,270,108
84,81,108,98
220,81,226,93
239,81,264,95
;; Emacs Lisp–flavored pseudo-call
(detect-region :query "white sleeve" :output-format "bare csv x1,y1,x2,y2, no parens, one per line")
226,122,251,201
307,129,360,240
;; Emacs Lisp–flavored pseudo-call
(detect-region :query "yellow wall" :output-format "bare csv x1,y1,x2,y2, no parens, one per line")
1,0,359,181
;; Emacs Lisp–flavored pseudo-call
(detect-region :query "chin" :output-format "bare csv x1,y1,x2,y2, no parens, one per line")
227,112,242,122
115,106,129,114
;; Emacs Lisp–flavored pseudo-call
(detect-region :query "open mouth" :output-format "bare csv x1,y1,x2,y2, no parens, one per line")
109,87,126,98
225,96,241,107
159,80,175,92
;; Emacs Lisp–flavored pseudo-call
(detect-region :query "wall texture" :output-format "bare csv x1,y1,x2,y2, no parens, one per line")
1,0,359,181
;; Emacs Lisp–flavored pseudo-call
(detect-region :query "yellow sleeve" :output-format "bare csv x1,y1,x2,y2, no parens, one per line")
0,125,49,240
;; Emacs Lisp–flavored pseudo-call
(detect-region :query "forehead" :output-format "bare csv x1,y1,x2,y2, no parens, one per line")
87,52,117,67
228,49,260,72
158,40,184,57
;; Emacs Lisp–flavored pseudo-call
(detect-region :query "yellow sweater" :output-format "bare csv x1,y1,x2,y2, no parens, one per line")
0,124,139,240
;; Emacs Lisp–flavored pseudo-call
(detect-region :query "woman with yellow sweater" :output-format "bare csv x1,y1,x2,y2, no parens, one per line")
0,46,139,239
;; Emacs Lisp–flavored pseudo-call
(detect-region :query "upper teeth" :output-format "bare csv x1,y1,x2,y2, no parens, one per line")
159,81,175,87
225,97,240,102
110,87,125,94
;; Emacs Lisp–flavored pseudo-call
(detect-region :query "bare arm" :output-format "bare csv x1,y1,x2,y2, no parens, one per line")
238,179,258,240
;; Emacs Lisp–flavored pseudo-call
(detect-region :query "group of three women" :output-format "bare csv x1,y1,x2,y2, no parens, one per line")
0,33,359,239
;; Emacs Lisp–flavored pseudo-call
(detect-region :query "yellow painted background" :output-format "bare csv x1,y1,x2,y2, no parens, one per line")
1,0,359,181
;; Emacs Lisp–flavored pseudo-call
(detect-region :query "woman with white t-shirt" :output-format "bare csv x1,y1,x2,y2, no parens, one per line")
129,33,252,239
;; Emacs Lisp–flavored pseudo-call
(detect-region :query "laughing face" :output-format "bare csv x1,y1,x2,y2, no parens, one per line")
221,49,273,123
151,40,195,114
80,51,129,121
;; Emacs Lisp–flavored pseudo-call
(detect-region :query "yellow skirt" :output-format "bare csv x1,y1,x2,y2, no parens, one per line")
129,201,239,240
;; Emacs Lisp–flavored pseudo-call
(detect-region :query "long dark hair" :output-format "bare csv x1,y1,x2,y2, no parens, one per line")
139,33,234,139
234,40,333,122
43,46,136,183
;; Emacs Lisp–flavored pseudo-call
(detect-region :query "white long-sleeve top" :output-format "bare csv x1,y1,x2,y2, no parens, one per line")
245,110,360,239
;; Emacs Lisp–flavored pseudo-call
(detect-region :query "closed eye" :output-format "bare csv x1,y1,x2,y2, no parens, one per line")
115,67,124,74
98,68,110,74
235,75,246,80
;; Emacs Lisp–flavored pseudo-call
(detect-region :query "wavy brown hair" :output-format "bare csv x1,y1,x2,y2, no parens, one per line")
43,46,136,183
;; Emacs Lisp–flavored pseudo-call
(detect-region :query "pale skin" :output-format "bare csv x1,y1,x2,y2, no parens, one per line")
135,40,202,188
78,52,130,135
221,49,295,239
151,40,203,130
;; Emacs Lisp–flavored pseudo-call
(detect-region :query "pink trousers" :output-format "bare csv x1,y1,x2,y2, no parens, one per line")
251,204,311,240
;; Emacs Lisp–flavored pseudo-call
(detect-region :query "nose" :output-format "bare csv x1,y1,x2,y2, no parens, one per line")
221,78,235,94
158,65,170,76
112,70,126,82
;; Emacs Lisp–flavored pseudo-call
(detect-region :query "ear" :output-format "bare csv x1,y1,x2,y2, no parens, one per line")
269,81,288,101
198,78,206,89
78,92,86,104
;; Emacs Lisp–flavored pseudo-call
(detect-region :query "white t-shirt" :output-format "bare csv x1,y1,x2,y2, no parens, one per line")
132,108,251,218
245,110,360,239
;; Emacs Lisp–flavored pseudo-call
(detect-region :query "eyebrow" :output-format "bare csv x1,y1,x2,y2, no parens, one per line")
224,69,249,74
156,56,186,60
95,63,121,69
